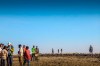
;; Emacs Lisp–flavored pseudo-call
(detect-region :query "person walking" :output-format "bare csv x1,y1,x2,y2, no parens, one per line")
31,45,35,61
23,46,31,66
35,46,39,61
18,44,23,66
7,42,14,66
1,46,8,66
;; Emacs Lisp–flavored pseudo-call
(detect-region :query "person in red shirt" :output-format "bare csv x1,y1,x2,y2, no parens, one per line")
23,46,31,66
23,45,26,54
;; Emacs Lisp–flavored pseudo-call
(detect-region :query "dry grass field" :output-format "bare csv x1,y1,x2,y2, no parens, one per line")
13,54,100,66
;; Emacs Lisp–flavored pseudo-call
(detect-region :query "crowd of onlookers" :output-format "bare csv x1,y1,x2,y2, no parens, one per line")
0,42,39,66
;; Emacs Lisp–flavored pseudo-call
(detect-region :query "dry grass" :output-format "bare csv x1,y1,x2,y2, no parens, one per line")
13,56,100,66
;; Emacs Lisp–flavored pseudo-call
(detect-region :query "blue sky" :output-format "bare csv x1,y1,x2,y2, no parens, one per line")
0,0,100,54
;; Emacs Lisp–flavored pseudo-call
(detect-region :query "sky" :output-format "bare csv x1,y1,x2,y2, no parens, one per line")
0,0,100,54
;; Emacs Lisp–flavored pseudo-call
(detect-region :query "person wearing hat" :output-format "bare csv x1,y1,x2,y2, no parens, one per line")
7,42,14,66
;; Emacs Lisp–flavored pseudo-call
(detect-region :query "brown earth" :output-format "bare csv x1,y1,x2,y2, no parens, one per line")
13,55,100,66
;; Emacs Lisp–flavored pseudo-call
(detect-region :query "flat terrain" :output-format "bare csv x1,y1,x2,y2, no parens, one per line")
13,55,100,66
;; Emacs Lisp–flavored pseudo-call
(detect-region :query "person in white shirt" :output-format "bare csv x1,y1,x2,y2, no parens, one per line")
0,44,3,66
0,44,3,53
18,44,23,66
0,47,2,52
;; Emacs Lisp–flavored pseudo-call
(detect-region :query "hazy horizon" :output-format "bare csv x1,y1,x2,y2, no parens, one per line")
0,0,100,54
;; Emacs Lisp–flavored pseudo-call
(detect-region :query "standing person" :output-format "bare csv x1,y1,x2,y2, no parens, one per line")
23,46,31,66
0,43,4,49
1,46,8,66
35,46,39,61
61,49,62,54
52,48,54,54
18,44,23,66
31,45,35,61
23,45,26,54
58,49,59,54
0,44,2,52
0,44,2,54
7,42,14,66
23,45,26,62
0,44,3,66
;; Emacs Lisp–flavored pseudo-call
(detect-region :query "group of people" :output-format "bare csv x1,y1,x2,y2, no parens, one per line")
18,44,39,66
0,42,39,66
0,42,14,66
31,46,39,61
52,48,63,54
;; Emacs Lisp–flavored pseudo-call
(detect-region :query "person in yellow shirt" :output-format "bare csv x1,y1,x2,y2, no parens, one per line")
7,42,14,66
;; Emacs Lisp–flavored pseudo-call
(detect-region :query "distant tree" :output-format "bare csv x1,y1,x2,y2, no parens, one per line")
89,45,93,54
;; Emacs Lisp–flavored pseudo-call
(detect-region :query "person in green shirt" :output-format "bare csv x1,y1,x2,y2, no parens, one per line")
31,45,35,61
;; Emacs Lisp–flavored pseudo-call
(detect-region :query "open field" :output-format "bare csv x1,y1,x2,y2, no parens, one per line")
13,54,100,66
